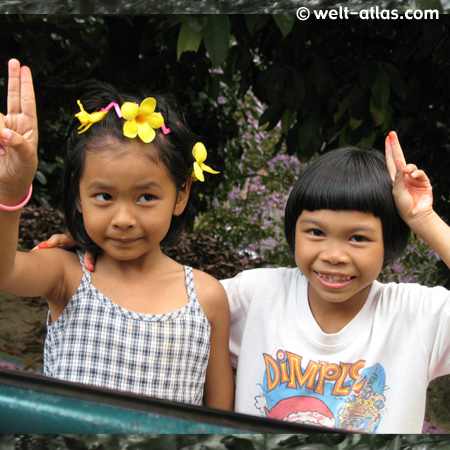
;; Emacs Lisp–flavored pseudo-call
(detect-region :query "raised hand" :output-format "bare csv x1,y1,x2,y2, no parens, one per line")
0,59,38,205
385,131,433,224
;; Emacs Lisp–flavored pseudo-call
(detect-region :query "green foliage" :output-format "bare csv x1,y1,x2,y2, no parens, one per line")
203,15,231,67
0,16,448,288
272,14,295,38
176,15,231,67
177,20,203,60
381,235,446,287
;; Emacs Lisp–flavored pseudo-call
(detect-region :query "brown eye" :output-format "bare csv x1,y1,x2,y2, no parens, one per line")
95,193,112,201
137,193,156,204
350,235,369,242
307,228,324,237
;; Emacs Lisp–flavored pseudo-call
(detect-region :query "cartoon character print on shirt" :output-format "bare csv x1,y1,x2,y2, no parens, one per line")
256,349,386,432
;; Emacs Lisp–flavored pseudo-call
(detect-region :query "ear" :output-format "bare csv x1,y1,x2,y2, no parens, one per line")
173,177,192,216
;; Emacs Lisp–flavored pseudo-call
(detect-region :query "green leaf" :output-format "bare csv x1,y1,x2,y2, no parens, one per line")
334,97,350,123
370,97,384,127
35,170,47,185
416,0,443,11
349,117,363,130
204,15,230,67
245,15,270,35
177,22,202,60
177,15,206,33
371,67,390,110
281,109,294,134
273,14,295,37
357,130,376,148
384,63,407,100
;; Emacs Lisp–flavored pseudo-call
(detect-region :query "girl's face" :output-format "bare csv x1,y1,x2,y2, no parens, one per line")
78,138,189,263
295,209,384,312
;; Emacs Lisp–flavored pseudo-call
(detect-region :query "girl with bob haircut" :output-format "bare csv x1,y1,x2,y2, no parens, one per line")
284,146,410,266
222,135,449,433
0,59,233,410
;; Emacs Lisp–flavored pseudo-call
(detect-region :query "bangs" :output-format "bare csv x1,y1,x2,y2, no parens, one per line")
300,150,393,217
284,147,410,264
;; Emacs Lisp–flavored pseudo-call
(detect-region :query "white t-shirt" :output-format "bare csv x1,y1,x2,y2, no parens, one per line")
221,267,450,434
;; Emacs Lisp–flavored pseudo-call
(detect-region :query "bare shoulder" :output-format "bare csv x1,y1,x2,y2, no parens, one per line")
5,247,81,303
27,247,80,275
29,248,81,301
192,269,229,322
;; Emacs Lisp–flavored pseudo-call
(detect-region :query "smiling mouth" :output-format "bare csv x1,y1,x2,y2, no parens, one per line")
314,271,355,288
110,238,141,245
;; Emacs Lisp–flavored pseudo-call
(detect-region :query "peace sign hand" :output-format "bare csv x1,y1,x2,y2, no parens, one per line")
0,59,38,206
385,131,433,225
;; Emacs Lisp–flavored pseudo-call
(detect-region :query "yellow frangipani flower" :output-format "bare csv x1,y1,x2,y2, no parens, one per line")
192,142,220,182
75,100,108,134
121,97,164,144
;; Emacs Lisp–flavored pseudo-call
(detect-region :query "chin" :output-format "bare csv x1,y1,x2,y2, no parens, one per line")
105,248,145,261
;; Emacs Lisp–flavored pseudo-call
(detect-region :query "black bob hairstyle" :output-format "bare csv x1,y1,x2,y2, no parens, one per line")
284,147,410,266
63,82,199,257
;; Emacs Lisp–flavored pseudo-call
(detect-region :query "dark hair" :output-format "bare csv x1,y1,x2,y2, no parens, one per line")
63,81,199,256
284,147,410,266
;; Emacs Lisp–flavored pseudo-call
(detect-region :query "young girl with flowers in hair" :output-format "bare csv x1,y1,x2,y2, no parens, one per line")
0,58,233,409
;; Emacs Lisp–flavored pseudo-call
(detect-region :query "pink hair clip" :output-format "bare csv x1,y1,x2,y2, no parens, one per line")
161,124,171,135
101,102,122,118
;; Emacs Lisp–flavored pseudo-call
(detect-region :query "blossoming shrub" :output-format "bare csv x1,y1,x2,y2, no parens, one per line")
195,90,298,267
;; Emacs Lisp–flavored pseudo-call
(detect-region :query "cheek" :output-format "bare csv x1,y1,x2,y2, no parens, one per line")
362,246,384,279
294,236,311,270
80,205,107,233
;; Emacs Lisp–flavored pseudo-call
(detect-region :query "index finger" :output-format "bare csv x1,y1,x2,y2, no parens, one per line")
7,58,21,115
19,65,37,125
388,131,407,170
385,134,396,182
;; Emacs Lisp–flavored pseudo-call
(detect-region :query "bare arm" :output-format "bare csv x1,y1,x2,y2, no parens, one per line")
385,131,450,268
0,59,67,299
194,270,234,411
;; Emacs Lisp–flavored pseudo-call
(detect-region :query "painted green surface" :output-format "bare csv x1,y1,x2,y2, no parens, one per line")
0,384,240,433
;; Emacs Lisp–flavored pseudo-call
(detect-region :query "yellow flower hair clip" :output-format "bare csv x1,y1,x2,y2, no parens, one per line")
75,100,108,134
192,142,220,182
121,97,165,144
74,98,171,143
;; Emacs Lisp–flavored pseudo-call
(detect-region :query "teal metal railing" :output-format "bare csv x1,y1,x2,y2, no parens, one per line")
0,369,329,433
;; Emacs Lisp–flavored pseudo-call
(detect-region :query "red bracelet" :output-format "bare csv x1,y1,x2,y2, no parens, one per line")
0,185,33,212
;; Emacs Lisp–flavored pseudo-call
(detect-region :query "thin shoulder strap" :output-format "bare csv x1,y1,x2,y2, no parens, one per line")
76,250,92,282
184,266,198,305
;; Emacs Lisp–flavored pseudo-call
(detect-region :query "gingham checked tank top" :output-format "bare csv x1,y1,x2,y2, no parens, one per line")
43,258,211,405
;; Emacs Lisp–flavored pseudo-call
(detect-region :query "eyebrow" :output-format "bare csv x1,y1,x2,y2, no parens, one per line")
298,219,377,233
87,181,162,190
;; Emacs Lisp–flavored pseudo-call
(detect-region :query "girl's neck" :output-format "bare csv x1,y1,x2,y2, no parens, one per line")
96,247,177,278
307,284,372,334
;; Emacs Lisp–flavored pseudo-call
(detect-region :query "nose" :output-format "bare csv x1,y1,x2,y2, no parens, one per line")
111,204,136,230
319,243,349,265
